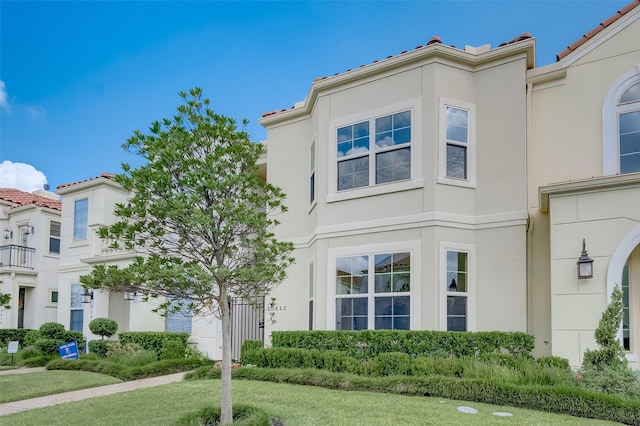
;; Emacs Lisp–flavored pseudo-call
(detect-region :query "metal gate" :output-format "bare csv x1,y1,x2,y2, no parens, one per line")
230,296,265,361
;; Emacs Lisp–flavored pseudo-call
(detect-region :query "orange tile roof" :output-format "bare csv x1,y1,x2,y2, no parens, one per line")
261,33,532,118
56,172,116,190
0,188,62,211
556,0,640,61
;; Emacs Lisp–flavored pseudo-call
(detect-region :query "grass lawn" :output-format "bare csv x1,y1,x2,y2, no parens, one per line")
1,378,620,425
0,371,122,403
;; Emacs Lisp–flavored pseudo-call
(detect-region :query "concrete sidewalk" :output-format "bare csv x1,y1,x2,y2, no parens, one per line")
0,369,187,416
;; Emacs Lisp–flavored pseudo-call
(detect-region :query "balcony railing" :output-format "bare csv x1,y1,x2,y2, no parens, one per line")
0,244,35,269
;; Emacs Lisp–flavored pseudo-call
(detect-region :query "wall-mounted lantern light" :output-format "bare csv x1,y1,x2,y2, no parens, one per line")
124,289,136,301
3,228,12,240
81,289,94,304
577,239,594,279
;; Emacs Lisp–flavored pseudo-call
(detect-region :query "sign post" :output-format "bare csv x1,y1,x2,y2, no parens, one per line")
7,341,19,365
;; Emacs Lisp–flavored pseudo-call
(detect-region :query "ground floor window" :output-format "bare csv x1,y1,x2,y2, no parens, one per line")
446,250,468,331
335,252,410,330
70,284,83,331
622,245,639,352
165,299,192,333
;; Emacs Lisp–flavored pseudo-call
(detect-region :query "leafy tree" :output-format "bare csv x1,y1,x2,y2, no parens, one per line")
80,88,294,424
89,318,118,340
0,292,10,311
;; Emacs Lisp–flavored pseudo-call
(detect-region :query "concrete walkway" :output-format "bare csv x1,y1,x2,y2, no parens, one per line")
0,368,187,416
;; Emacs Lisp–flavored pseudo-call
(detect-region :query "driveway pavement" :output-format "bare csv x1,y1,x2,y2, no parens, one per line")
0,368,187,416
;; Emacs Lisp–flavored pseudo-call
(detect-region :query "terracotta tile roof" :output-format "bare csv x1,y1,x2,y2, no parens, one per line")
261,33,533,118
56,172,116,190
0,188,62,211
556,0,640,61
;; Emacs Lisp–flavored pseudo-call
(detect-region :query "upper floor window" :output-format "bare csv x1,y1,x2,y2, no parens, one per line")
439,98,476,188
619,82,640,174
73,198,88,240
603,67,640,175
310,140,316,205
336,111,412,191
49,221,61,254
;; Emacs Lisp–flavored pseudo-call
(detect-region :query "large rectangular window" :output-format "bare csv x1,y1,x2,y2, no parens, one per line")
70,284,83,332
445,107,468,179
73,198,88,240
335,252,410,330
337,111,411,191
49,221,61,254
446,251,468,331
439,98,476,188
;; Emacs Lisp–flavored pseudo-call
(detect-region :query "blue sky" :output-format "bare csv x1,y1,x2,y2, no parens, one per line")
0,0,632,192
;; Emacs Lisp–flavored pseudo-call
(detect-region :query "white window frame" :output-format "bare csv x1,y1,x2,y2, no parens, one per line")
70,284,84,332
439,242,476,331
47,288,59,307
603,65,640,176
326,240,421,330
327,99,423,203
73,198,89,241
49,220,61,254
438,98,476,188
308,259,315,330
309,139,317,210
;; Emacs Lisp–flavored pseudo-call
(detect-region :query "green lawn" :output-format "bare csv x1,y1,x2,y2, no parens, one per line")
1,378,620,425
0,370,122,403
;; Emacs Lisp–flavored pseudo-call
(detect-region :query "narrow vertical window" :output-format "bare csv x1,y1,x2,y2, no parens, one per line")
446,251,468,331
446,107,468,179
619,82,640,174
308,261,314,330
70,284,84,331
310,141,316,204
49,221,61,254
73,198,88,240
165,299,193,333
623,259,630,351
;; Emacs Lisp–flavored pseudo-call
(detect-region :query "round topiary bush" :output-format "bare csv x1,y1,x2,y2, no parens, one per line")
89,318,118,340
175,404,272,426
39,322,66,340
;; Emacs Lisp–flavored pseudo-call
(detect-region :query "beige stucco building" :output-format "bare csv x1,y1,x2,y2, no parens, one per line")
260,1,640,369
0,188,61,330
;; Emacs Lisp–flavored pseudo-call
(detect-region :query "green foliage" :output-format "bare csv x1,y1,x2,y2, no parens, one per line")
24,330,40,346
89,318,118,339
88,340,110,357
20,354,57,367
582,285,626,371
160,339,186,360
46,357,209,381
105,341,157,365
192,367,640,425
176,404,272,426
536,356,571,371
38,322,66,340
0,292,11,310
0,328,35,346
34,338,65,355
271,330,534,359
580,364,640,398
119,331,188,358
373,352,411,376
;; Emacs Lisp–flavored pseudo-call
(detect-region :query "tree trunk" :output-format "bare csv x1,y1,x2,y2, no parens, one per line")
220,285,233,424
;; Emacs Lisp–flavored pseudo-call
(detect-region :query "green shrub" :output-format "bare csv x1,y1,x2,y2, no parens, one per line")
34,338,65,355
0,328,36,346
24,330,40,346
375,352,411,376
88,340,110,357
160,339,186,360
105,341,157,366
580,364,640,398
271,330,534,359
20,354,56,367
119,331,189,358
39,322,66,340
18,346,43,360
89,318,118,340
536,356,571,370
176,404,271,426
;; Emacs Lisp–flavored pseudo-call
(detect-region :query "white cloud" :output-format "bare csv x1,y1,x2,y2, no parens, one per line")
0,161,48,192
0,80,10,112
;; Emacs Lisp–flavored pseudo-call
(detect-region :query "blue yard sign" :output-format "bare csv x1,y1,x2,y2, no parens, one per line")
58,341,80,359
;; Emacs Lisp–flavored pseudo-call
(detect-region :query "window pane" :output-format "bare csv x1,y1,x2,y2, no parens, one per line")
375,296,409,330
393,273,410,292
446,107,468,143
375,274,391,293
336,256,368,294
375,317,392,330
73,199,88,240
446,144,467,179
375,115,392,133
393,111,411,129
394,127,411,145
337,126,352,142
375,131,393,148
620,82,640,103
353,317,368,330
447,295,467,331
337,122,369,157
310,142,315,170
165,299,192,333
70,310,83,332
353,298,368,315
620,111,640,174
393,296,410,315
446,251,468,293
620,111,640,134
393,252,411,272
70,284,83,308
51,291,58,303
394,316,410,330
310,172,315,204
50,221,61,237
621,153,640,174
49,237,61,254
338,157,369,191
376,147,411,184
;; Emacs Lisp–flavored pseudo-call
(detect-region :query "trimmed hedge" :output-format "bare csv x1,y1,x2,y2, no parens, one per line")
191,367,640,425
119,331,189,358
88,340,110,357
0,328,36,347
271,330,534,359
46,357,207,381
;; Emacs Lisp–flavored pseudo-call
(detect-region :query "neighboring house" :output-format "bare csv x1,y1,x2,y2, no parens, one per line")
0,187,61,330
259,0,640,369
54,173,231,359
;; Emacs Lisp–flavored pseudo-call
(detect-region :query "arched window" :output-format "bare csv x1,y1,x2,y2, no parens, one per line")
603,66,640,175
